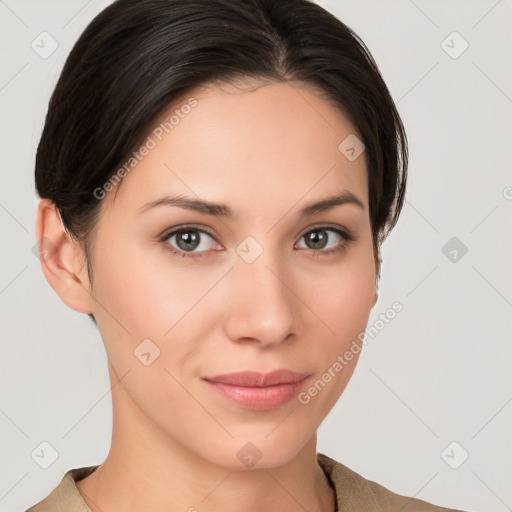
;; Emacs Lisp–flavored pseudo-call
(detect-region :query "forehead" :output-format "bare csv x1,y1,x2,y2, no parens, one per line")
102,79,368,217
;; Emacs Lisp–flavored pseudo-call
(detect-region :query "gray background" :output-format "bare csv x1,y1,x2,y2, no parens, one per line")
1,1,511,511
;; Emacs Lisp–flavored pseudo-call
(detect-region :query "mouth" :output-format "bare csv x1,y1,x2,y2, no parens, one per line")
202,370,310,411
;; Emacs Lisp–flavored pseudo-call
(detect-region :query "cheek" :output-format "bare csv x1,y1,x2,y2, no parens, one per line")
92,237,207,333
297,246,375,406
304,246,376,345
297,267,374,417
90,241,220,383
89,244,204,424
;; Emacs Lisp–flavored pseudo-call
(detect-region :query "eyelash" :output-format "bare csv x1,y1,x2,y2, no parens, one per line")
158,224,355,260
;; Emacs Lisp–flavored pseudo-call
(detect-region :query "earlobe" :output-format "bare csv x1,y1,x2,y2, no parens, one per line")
35,198,94,315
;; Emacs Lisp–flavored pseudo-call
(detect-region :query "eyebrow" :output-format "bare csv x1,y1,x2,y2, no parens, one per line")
137,190,365,218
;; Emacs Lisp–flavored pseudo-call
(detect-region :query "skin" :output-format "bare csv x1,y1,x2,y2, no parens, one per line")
36,78,378,512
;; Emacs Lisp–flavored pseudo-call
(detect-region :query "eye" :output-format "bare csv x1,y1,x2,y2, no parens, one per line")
159,225,220,260
295,227,354,256
159,224,355,260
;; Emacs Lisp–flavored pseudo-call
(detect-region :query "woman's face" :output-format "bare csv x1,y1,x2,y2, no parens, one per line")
86,79,377,469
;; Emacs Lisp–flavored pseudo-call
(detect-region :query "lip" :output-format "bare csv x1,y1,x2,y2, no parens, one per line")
202,370,310,411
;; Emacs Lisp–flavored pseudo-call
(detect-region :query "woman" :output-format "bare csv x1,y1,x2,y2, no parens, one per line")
26,0,469,510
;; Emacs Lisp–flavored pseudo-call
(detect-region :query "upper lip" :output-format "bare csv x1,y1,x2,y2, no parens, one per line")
202,370,309,387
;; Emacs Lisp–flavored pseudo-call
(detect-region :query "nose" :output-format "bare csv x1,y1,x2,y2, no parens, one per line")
222,249,297,348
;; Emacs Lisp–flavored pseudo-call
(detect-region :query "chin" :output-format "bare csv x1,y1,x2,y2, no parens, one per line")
190,428,314,471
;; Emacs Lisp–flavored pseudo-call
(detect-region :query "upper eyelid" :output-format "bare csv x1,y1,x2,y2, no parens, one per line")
161,223,353,244
161,224,216,240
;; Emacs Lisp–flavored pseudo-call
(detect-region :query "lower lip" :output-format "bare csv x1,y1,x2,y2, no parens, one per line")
204,378,308,411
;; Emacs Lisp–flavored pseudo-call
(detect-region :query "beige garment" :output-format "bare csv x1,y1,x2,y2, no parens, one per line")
25,452,468,512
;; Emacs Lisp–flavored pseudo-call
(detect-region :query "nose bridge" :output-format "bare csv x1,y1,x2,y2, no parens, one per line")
235,233,289,296
224,234,296,345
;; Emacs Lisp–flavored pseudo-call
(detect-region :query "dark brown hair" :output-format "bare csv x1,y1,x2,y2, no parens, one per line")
35,0,408,325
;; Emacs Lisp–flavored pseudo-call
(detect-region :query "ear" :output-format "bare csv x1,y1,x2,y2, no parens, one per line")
35,198,94,315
